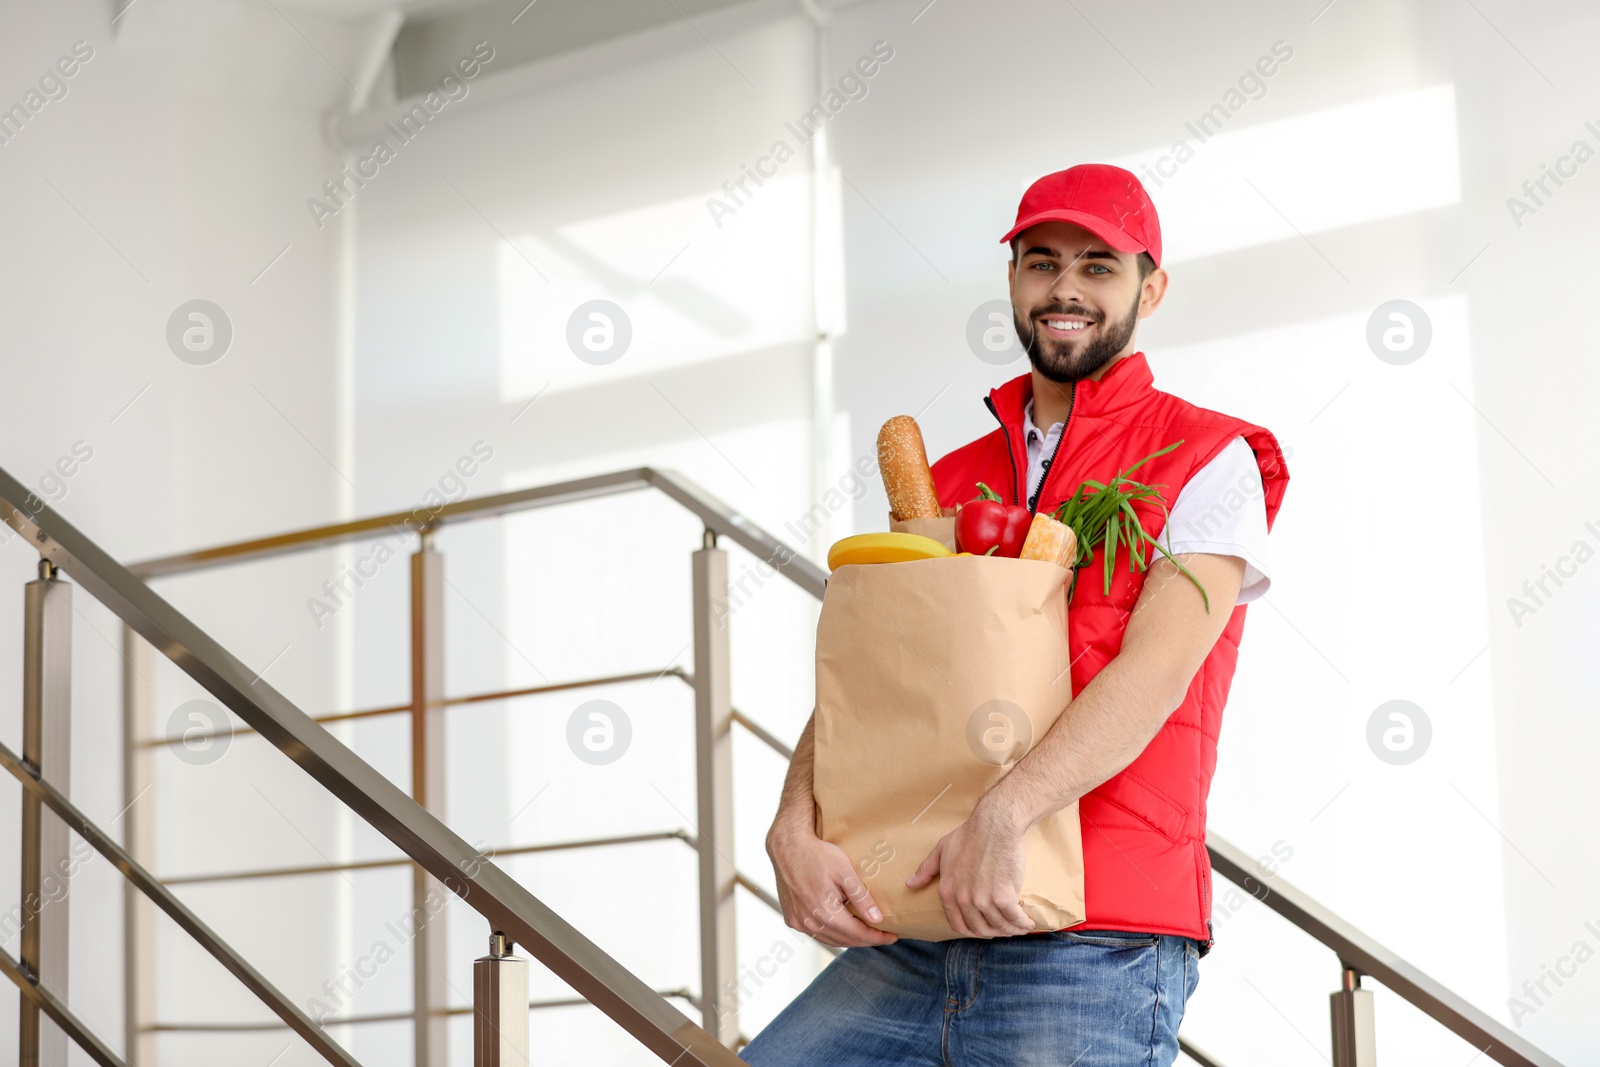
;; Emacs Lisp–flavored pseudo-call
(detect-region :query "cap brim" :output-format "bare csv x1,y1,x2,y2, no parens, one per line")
999,208,1147,257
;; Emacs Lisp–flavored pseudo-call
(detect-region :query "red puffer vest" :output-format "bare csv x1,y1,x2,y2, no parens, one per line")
929,352,1289,949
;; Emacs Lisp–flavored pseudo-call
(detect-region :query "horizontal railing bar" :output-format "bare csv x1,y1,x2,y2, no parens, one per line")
0,468,741,1067
137,667,689,750
730,709,794,761
123,467,830,599
1207,834,1563,1067
163,852,417,886
0,942,129,1067
149,1014,414,1032
164,829,694,886
449,667,689,708
0,742,362,1067
447,987,701,1018
137,700,413,748
151,988,702,1033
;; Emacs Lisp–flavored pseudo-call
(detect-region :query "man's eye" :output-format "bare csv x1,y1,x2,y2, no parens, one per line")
1030,261,1054,270
1086,264,1110,274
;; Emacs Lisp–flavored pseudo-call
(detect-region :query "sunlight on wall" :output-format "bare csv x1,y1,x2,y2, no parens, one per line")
1099,84,1461,263
497,175,815,402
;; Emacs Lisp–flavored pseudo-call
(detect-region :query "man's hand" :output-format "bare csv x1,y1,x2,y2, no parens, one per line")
768,828,898,949
905,802,1033,938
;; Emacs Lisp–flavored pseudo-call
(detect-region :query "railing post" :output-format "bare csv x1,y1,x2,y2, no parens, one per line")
1331,963,1377,1067
411,533,449,1067
122,623,157,1066
473,931,529,1066
691,530,737,1045
21,558,71,1067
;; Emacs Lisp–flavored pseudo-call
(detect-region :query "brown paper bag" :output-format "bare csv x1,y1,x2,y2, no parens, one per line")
888,512,957,551
813,556,1085,941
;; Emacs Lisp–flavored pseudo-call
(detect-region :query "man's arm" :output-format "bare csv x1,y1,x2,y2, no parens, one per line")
906,551,1246,938
767,716,820,844
979,551,1245,828
765,716,898,947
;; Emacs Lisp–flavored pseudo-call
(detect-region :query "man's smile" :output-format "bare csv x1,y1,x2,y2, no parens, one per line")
1037,314,1097,337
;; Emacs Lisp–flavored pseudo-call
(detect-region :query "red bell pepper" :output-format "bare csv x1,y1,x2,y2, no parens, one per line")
955,482,1032,557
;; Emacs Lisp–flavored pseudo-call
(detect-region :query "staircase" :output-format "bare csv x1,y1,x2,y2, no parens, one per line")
0,464,1567,1066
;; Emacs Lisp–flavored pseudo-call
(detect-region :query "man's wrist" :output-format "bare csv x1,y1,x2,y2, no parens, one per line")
766,804,816,854
975,781,1046,837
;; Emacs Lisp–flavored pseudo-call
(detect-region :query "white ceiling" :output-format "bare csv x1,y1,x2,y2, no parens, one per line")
389,0,762,97
251,0,485,20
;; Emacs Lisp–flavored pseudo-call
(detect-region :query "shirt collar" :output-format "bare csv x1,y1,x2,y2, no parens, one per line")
1022,398,1061,446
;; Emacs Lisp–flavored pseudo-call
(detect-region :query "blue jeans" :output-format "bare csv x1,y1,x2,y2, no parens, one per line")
740,930,1199,1067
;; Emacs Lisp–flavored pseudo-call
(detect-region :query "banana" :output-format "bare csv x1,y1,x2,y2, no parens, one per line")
827,532,953,571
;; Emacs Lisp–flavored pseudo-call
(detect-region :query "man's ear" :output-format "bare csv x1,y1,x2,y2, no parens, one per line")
1137,266,1169,319
1007,259,1016,287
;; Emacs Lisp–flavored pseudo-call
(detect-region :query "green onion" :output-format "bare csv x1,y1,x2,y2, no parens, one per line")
1050,440,1211,613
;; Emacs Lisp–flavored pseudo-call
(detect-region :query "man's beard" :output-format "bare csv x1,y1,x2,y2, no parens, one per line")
1016,292,1141,384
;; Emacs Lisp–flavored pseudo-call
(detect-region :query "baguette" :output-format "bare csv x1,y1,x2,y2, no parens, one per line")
877,416,942,521
1019,513,1078,569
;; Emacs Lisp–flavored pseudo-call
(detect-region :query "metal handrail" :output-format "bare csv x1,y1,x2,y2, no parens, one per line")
1208,838,1562,1066
3,462,1565,1067
0,465,746,1066
127,466,828,598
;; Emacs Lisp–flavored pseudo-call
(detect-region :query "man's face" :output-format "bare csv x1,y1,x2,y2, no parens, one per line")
1007,222,1157,384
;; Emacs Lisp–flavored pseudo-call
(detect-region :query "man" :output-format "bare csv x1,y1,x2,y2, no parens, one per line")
744,163,1290,1066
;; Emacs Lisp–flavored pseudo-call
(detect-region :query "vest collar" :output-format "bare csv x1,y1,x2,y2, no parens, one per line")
982,352,1158,509
987,351,1156,432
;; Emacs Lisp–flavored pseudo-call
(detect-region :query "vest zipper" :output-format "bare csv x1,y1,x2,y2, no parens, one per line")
984,383,1076,513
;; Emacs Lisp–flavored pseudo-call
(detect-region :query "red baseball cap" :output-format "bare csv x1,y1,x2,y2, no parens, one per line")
1000,163,1162,267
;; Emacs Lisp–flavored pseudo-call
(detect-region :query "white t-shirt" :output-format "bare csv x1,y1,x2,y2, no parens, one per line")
1022,401,1270,604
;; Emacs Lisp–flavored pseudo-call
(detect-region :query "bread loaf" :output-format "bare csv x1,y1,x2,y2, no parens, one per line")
877,416,942,521
1019,514,1078,569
